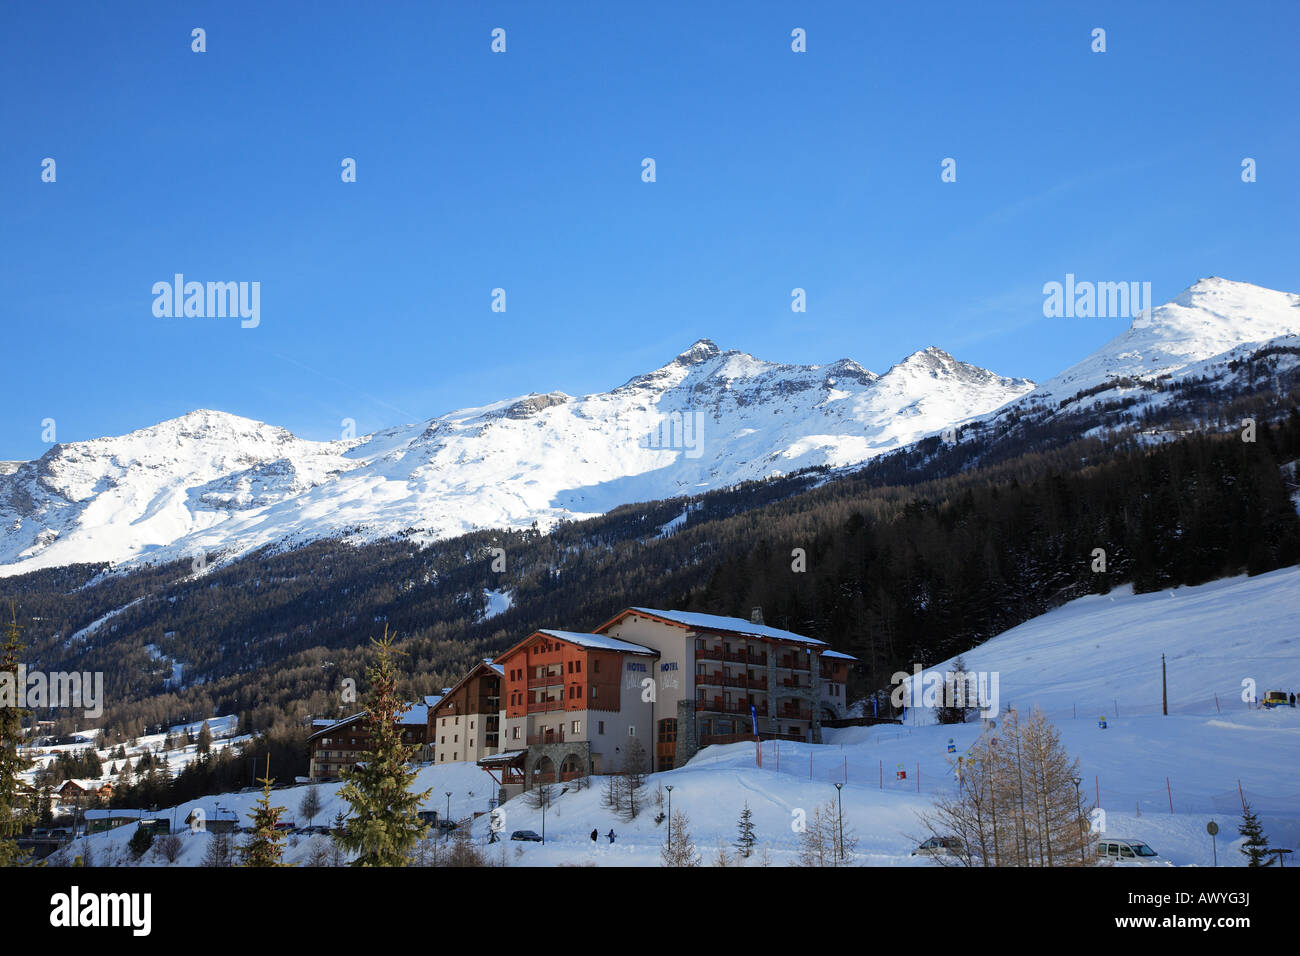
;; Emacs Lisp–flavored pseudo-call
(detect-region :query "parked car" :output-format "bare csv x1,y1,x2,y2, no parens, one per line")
1262,691,1289,709
1096,839,1170,865
510,830,543,842
912,836,961,857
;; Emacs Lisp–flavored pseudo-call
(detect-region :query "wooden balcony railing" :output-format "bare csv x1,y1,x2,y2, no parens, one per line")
526,730,566,745
527,674,563,688
526,699,566,714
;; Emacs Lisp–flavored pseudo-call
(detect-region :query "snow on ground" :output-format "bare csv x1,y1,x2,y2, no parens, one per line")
53,566,1300,866
480,588,514,620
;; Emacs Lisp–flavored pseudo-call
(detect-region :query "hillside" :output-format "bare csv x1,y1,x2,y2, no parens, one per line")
51,567,1300,868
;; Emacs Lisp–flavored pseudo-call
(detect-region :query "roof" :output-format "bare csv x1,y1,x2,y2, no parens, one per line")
307,711,367,742
616,608,830,649
535,629,658,656
60,778,110,791
820,649,858,661
477,749,526,766
493,628,659,665
400,701,433,725
430,660,507,716
85,809,156,821
185,807,239,822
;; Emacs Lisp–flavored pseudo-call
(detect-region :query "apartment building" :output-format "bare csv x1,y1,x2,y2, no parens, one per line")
306,693,441,781
480,629,660,799
592,607,855,770
431,659,504,765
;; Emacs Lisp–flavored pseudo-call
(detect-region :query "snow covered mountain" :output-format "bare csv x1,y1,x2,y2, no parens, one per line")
0,342,1032,576
1004,276,1300,412
3,276,1295,578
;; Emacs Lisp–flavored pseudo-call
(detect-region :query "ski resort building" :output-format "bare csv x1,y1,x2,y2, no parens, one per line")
476,609,855,799
431,659,504,765
592,608,854,770
479,629,661,798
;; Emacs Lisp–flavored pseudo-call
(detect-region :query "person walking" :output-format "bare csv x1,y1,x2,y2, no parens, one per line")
607,828,616,845
590,828,598,843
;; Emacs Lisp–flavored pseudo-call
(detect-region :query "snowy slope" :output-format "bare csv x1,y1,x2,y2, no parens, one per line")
0,341,1031,576
53,567,1300,867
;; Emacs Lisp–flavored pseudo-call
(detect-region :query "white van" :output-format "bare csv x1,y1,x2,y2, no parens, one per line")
1096,839,1167,865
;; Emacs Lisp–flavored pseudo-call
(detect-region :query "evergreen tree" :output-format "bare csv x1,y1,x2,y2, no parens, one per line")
128,824,154,859
0,605,30,866
334,630,432,866
734,801,756,858
1238,800,1274,867
197,721,213,756
238,766,291,867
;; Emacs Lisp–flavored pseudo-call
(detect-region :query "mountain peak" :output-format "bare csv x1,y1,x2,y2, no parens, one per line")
674,339,722,366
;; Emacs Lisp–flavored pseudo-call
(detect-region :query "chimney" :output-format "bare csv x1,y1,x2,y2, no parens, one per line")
750,607,764,625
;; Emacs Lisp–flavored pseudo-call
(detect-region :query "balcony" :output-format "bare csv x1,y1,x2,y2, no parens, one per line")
527,730,566,746
697,698,768,717
777,706,812,721
527,673,564,688
526,699,566,714
777,656,811,672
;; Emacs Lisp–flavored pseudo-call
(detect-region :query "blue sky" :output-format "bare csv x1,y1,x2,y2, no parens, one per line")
2,0,1297,459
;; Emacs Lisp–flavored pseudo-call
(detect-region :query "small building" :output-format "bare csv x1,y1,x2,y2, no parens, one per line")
55,778,112,807
306,694,440,781
84,808,168,834
184,806,240,834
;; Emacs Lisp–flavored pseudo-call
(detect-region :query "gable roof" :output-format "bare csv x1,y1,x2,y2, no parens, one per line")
493,628,658,664
596,608,829,648
430,659,507,717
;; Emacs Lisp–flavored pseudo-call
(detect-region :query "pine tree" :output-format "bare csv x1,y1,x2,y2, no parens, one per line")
0,604,31,866
334,629,432,866
1239,800,1274,866
128,824,154,859
659,808,701,867
197,721,213,756
734,801,756,858
238,767,292,867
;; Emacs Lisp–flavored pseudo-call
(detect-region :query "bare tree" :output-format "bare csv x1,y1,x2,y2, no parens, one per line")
919,707,1095,866
659,808,701,867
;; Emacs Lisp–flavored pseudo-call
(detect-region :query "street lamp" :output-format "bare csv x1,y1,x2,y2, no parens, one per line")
665,785,673,850
834,783,844,864
1071,775,1085,864
445,791,452,837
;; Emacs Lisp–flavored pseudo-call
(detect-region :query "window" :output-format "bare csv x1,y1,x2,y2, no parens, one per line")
591,686,598,699
628,726,636,736
512,727,520,740
598,721,605,735
593,659,600,673
575,660,582,673
571,720,581,734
